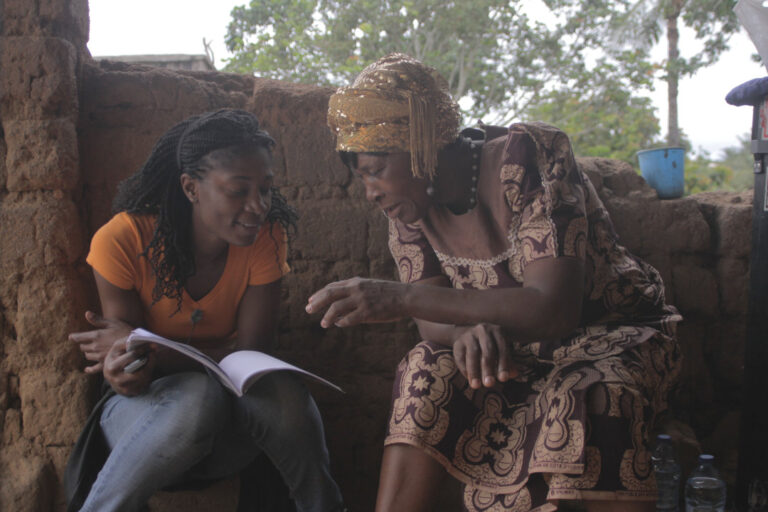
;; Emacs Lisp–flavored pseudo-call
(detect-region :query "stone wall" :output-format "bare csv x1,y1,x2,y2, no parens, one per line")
0,0,753,509
0,1,92,510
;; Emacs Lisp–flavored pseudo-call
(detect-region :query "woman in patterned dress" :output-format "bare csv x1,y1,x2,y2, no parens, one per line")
307,54,682,512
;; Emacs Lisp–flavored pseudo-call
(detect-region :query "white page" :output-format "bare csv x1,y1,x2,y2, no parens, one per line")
126,328,342,395
219,351,343,394
126,328,239,394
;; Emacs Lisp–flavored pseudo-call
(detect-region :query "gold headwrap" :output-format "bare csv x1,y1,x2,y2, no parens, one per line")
327,53,460,179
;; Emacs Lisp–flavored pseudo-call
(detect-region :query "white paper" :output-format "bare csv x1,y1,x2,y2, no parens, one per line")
126,328,342,396
219,351,343,394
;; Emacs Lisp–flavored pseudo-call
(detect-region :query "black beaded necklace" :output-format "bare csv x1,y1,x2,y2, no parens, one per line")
467,138,482,211
444,137,482,215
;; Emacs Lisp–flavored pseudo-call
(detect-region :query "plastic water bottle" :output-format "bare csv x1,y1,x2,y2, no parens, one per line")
685,454,726,512
653,434,681,511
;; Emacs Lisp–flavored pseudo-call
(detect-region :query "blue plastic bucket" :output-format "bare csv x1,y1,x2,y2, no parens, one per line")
636,147,685,199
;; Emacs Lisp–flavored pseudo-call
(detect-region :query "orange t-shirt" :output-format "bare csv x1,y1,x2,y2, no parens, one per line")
86,212,290,342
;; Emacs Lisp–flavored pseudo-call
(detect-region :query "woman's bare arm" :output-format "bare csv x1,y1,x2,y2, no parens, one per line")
405,257,584,342
68,270,144,375
307,256,584,343
233,279,282,353
93,270,145,326
75,270,156,394
409,275,471,346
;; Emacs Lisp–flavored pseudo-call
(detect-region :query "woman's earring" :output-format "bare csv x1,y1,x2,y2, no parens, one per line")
426,183,435,197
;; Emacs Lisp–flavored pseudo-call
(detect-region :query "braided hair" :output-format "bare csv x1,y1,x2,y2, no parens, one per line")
112,109,298,311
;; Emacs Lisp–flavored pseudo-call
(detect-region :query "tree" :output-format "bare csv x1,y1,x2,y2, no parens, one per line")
225,0,538,119
601,0,740,146
684,152,734,194
672,134,754,194
718,134,754,190
526,84,661,162
224,0,655,125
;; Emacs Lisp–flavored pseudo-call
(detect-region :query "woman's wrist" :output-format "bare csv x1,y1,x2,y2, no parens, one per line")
400,282,416,319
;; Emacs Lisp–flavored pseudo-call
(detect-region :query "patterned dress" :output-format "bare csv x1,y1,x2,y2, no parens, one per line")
385,122,682,511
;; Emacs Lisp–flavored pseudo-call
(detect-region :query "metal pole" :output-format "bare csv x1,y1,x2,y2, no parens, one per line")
737,95,768,512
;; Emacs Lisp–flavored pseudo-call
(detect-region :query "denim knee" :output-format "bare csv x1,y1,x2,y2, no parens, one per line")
236,373,342,512
83,373,234,512
144,372,230,444
238,372,323,440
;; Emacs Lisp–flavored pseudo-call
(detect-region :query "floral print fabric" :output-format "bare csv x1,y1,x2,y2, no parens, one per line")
385,122,682,511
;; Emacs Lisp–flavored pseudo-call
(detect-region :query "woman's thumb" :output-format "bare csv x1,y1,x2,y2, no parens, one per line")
85,310,106,326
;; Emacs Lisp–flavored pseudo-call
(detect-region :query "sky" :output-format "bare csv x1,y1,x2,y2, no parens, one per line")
87,0,767,159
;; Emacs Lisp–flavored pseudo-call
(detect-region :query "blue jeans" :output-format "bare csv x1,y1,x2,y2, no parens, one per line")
79,371,343,512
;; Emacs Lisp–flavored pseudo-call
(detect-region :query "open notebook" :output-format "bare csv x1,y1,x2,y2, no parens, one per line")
126,328,342,397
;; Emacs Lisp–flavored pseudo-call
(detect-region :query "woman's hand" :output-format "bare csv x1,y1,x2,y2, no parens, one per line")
306,277,409,328
69,311,133,374
453,323,518,389
103,337,156,396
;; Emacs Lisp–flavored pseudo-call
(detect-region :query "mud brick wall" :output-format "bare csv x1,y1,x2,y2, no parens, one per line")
0,0,753,509
0,0,92,510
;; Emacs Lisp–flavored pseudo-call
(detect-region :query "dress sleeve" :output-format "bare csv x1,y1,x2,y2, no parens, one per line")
247,223,291,286
86,212,142,290
501,123,587,270
387,219,443,283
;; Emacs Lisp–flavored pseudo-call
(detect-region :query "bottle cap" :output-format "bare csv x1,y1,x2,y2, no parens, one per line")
656,434,672,443
699,454,715,463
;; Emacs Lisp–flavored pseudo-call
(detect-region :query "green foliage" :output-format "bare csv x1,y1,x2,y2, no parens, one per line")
684,153,734,194
599,0,740,145
662,135,754,195
225,0,331,85
224,0,658,124
226,0,541,120
719,134,754,190
525,81,661,163
223,0,740,173
605,0,739,77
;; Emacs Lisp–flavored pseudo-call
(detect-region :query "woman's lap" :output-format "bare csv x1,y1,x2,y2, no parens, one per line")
185,371,330,482
385,331,681,512
100,372,228,448
100,371,326,483
88,371,342,512
81,373,232,511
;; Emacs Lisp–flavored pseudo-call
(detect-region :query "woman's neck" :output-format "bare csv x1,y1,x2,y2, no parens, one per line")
195,242,228,265
190,216,229,265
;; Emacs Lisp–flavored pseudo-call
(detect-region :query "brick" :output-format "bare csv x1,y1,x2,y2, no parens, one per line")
3,118,78,191
0,192,84,273
2,0,88,47
0,37,77,119
672,264,719,316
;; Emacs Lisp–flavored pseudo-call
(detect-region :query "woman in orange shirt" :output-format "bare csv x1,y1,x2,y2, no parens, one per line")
66,109,344,512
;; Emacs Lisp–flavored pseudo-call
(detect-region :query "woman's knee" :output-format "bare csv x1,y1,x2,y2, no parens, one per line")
99,372,231,456
241,372,322,435
158,371,227,402
152,372,231,435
